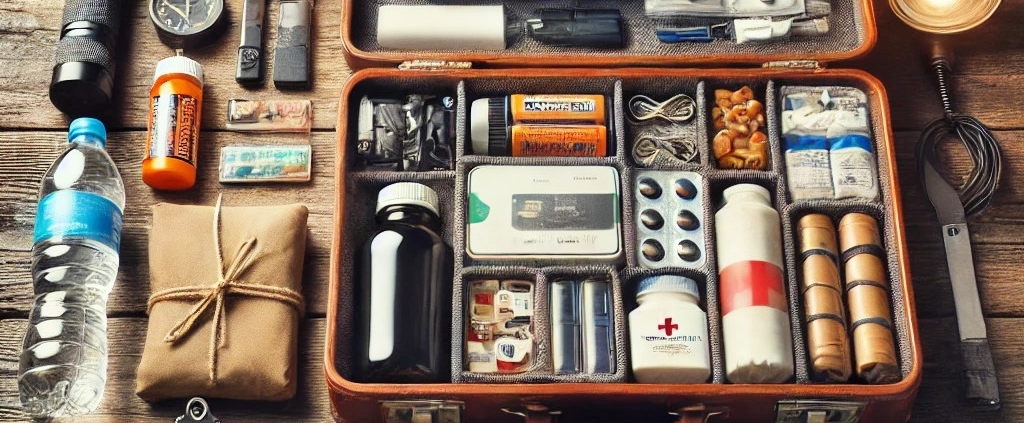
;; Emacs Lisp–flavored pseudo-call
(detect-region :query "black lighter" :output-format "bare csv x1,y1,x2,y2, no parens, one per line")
236,0,266,85
525,9,624,48
273,0,312,89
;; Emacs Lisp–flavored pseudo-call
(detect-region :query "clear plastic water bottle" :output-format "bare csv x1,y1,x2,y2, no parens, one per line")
18,118,125,417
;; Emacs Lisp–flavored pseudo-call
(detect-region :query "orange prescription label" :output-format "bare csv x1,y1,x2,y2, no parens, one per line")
148,94,199,165
510,125,607,157
510,94,605,125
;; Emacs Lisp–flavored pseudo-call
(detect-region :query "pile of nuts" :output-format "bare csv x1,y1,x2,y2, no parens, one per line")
712,86,769,170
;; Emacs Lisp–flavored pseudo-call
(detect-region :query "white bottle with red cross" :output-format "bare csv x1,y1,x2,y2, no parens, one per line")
715,184,794,383
628,275,710,384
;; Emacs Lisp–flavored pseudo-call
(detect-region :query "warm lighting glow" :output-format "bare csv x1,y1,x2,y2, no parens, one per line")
922,0,957,10
890,0,1001,34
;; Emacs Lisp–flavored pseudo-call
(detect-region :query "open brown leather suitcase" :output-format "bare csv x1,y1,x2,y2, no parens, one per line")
326,0,922,421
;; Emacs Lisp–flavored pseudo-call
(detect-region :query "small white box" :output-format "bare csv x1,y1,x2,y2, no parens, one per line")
466,165,622,260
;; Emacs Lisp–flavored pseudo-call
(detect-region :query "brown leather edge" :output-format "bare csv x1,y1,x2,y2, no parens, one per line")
338,0,880,71
323,67,922,419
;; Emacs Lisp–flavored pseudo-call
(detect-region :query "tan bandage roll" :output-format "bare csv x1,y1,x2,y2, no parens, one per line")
839,213,900,384
798,214,852,382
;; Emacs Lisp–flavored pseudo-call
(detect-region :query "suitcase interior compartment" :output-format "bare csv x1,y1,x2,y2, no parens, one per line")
328,68,919,421
341,0,876,67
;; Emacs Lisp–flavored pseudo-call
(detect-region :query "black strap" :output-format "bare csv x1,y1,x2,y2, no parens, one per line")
806,313,846,325
841,244,886,263
845,279,889,292
802,282,842,295
800,248,838,264
850,316,891,332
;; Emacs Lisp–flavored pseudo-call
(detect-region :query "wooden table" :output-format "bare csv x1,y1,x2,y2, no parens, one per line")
0,1,1021,421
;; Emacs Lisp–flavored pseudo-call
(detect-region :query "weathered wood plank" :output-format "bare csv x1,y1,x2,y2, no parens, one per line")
0,318,333,422
894,131,1024,212
911,318,1024,423
851,0,1024,131
0,0,348,130
0,131,336,318
2,0,1024,132
904,243,1024,318
0,1,63,129
2,316,1023,423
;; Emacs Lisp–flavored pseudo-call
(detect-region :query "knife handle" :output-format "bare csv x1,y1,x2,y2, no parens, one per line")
962,338,1000,409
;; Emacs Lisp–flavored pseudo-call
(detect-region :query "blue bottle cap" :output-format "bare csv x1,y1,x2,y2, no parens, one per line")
636,275,700,301
68,118,107,147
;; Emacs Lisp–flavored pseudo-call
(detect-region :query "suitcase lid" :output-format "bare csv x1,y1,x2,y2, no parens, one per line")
340,0,877,70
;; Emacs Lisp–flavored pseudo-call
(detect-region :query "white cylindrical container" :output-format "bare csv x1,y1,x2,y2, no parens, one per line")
629,275,710,384
376,5,507,51
714,184,794,383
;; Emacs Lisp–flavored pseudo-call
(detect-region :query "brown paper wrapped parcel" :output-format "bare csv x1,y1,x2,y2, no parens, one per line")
136,201,308,402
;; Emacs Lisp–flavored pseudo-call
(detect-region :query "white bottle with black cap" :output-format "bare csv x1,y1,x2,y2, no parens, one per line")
355,182,454,383
628,275,711,384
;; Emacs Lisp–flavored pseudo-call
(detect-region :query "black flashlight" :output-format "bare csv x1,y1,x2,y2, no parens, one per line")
49,0,122,118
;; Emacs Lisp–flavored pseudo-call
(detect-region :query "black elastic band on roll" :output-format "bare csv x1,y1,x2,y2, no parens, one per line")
845,279,889,292
850,316,891,332
841,244,885,263
806,313,846,325
800,248,838,264
802,282,842,295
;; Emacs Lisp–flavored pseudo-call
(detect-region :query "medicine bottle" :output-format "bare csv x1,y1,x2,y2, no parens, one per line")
714,183,794,384
354,182,453,383
628,275,710,384
143,55,204,190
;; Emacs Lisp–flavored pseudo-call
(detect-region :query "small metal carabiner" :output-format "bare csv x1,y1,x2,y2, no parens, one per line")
175,397,221,423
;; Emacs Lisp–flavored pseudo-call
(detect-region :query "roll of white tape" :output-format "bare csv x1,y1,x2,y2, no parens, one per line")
377,5,507,51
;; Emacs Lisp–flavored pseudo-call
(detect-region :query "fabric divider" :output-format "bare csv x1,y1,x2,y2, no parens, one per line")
348,0,868,60
455,265,628,383
335,72,910,388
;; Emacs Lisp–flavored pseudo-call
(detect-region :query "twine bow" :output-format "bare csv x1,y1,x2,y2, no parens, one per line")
147,195,304,382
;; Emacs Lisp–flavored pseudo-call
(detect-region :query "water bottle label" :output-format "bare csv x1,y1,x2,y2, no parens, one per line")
34,190,123,251
719,260,787,315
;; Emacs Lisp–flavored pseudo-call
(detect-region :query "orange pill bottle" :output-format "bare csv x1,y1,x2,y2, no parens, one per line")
143,56,204,190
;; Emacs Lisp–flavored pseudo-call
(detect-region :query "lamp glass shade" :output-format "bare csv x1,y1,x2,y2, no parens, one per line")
890,0,1001,34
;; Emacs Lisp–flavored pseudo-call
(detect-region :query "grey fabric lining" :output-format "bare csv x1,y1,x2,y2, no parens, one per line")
451,266,546,382
333,72,914,389
620,267,724,384
621,78,707,169
349,0,867,63
783,202,911,382
774,77,914,379
333,170,460,379
454,266,629,383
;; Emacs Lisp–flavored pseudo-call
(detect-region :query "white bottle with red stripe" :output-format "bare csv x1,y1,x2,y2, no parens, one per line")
715,184,794,383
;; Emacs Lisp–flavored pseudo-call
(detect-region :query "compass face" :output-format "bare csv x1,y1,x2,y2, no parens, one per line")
150,0,224,36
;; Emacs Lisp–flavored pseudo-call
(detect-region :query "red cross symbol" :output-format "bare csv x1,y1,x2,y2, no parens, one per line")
658,318,679,336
